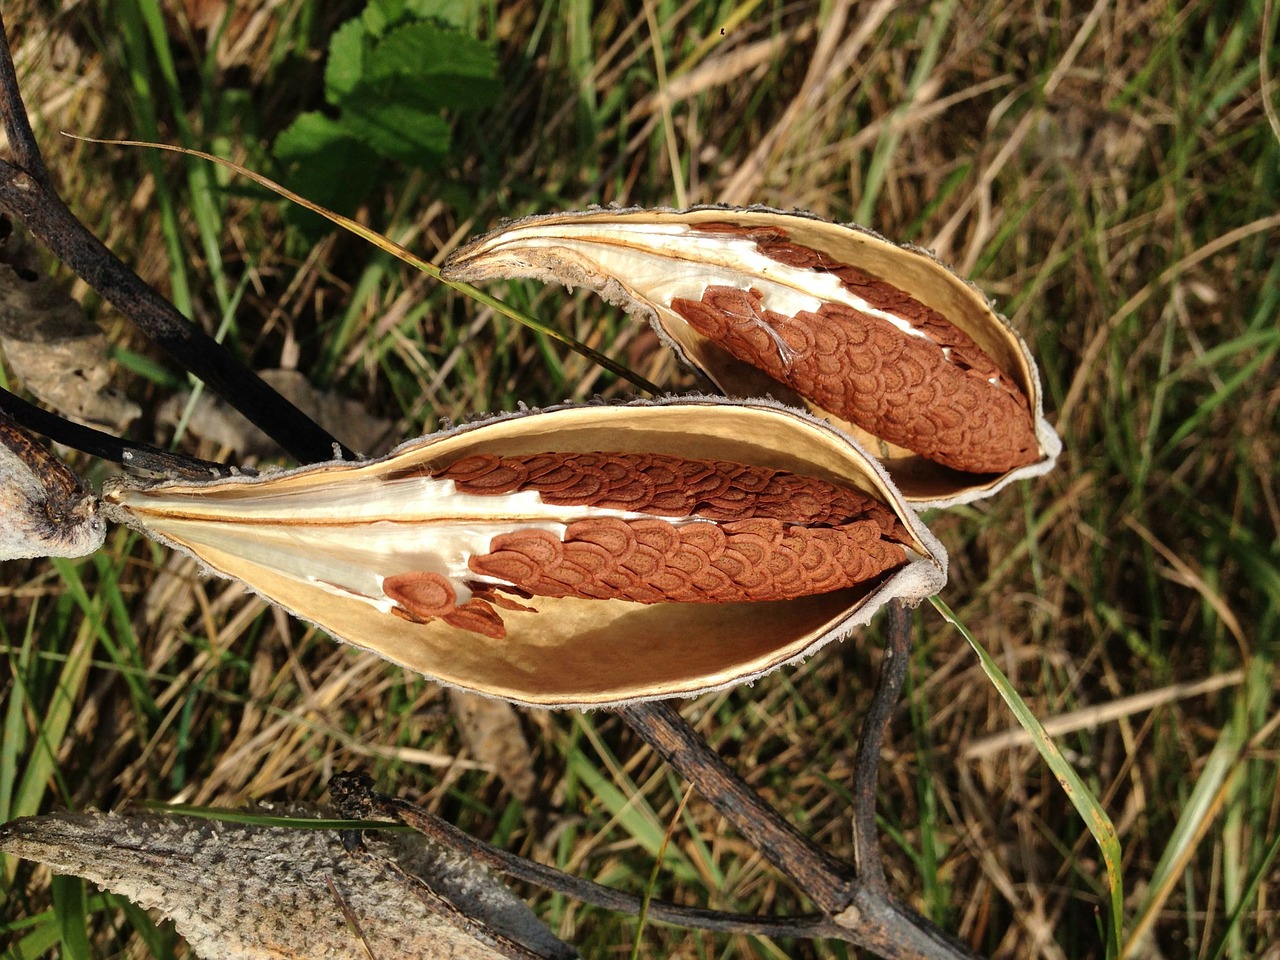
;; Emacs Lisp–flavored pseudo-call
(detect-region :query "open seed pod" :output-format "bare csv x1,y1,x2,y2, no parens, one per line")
102,398,946,708
443,207,1061,508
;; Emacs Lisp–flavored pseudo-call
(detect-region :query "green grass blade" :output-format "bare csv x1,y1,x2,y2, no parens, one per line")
930,595,1124,958
10,618,97,827
563,750,699,885
0,609,38,829
50,875,91,960
1207,822,1280,960
855,0,957,223
69,137,661,396
1125,654,1275,957
1124,722,1241,953
565,715,699,885
1,910,68,960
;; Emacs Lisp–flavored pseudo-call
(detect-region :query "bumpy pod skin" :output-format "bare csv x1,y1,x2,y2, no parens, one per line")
102,398,946,709
442,206,1062,508
0,807,574,960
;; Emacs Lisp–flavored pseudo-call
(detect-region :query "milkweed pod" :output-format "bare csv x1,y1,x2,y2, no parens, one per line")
102,398,947,708
443,206,1062,508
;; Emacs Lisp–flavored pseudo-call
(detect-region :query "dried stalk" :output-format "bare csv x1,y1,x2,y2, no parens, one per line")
618,604,978,959
0,383,239,478
330,772,845,941
0,13,350,464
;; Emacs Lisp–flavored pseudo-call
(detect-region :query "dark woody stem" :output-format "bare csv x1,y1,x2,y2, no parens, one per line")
0,13,351,465
850,598,912,887
328,772,847,941
615,698,856,914
616,605,979,960
0,386,242,479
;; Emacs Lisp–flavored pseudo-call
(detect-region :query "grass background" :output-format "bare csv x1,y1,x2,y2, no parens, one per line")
1,0,1277,957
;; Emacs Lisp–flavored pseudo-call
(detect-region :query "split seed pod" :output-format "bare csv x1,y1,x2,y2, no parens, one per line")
443,206,1062,507
103,398,945,708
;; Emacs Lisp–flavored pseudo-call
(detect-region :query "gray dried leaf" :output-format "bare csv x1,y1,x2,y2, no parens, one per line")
158,368,396,458
0,416,105,559
0,264,140,432
0,806,575,960
450,690,537,804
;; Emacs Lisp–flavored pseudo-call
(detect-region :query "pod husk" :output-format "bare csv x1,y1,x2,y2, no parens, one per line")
102,398,946,709
443,206,1062,508
0,807,574,960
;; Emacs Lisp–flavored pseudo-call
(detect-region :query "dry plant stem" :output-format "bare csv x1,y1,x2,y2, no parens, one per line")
1,407,84,494
328,773,843,941
0,14,351,465
0,385,241,478
617,607,978,960
851,598,913,887
838,602,980,960
616,698,856,911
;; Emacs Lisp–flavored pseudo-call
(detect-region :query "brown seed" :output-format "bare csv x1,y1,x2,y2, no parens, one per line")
439,451,901,529
671,289,1040,474
462,514,906,613
384,571,457,619
565,517,636,561
443,599,507,639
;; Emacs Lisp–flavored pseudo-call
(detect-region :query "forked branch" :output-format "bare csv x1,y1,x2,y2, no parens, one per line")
330,772,847,942
618,604,978,960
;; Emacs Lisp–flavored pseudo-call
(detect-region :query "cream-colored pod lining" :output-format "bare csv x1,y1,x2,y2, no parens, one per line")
443,206,1062,508
103,398,947,709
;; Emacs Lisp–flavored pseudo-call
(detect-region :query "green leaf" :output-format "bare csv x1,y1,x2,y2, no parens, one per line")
338,87,453,166
365,22,500,109
368,22,496,79
323,16,368,104
51,875,91,960
272,112,382,230
1,915,62,960
273,110,351,160
363,0,472,33
362,0,407,35
404,0,471,28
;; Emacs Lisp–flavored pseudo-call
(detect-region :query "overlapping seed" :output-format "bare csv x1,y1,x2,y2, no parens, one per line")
382,452,911,637
383,571,508,639
669,223,1041,474
437,451,909,531
469,515,903,607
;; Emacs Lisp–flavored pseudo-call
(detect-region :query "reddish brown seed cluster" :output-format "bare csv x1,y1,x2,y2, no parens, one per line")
470,516,905,606
672,223,1041,474
381,452,913,638
436,450,909,536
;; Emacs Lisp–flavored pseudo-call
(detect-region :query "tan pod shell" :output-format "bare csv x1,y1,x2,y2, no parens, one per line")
102,399,946,708
443,206,1061,507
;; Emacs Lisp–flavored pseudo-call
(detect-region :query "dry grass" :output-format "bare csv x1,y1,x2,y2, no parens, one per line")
2,0,1277,958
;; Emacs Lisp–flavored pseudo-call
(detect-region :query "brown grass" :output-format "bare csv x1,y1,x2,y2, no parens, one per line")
2,1,1277,957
